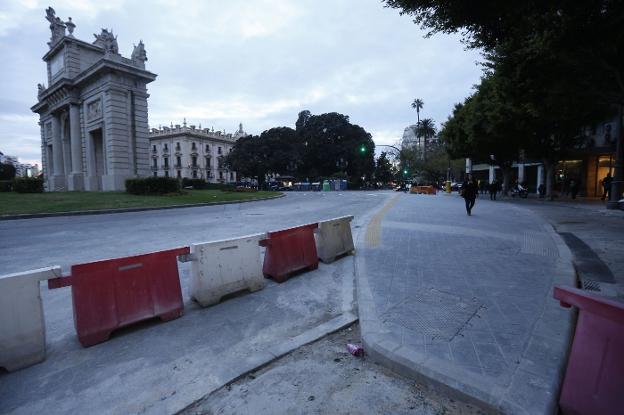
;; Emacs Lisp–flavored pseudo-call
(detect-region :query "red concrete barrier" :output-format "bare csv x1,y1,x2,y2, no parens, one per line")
48,247,188,347
259,223,319,283
554,285,624,415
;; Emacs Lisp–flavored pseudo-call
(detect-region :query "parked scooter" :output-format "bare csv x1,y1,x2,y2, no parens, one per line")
511,183,529,198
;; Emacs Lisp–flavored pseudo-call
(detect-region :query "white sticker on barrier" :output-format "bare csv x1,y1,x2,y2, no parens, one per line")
190,233,266,307
0,266,62,371
315,215,355,263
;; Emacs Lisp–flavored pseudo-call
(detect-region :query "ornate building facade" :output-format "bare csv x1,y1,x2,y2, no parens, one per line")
31,7,157,191
148,121,247,182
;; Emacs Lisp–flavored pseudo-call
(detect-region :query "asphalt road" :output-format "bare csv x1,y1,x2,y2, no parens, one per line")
0,191,392,415
0,191,389,274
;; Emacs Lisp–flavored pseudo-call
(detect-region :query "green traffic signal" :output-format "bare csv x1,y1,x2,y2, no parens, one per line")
359,145,366,153
403,169,408,174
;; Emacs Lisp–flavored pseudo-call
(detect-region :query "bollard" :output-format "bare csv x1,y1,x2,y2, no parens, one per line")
0,266,61,371
259,223,319,283
554,285,624,415
315,215,355,263
48,247,188,347
188,233,266,307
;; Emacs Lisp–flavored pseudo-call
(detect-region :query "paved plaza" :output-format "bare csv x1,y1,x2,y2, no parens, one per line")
357,193,577,414
1,191,621,414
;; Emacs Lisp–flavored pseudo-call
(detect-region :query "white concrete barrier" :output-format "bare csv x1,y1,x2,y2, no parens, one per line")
189,233,266,307
0,266,61,371
315,215,355,263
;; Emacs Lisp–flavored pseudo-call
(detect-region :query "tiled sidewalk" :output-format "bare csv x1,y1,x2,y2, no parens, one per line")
357,194,576,414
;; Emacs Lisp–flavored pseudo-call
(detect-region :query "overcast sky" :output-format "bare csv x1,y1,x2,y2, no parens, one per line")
0,0,483,165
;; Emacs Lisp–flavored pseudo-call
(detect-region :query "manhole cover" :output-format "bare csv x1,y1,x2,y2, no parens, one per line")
380,288,481,341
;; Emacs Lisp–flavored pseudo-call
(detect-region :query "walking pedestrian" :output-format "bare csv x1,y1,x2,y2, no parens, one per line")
462,174,478,215
601,172,612,200
489,180,498,200
569,178,579,199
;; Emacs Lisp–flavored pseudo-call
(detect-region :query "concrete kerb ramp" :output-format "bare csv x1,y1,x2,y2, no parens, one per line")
354,195,577,414
188,233,267,307
0,266,62,371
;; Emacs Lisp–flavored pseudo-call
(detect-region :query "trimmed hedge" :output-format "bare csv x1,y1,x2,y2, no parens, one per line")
0,180,12,192
13,177,44,193
181,178,207,189
125,177,180,195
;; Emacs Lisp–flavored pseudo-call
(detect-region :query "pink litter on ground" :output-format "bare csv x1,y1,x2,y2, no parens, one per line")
346,343,364,356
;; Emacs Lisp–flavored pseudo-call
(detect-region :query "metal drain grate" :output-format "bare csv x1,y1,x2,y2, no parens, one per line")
582,279,602,292
521,231,559,257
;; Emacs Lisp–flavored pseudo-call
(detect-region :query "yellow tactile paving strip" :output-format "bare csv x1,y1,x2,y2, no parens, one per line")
365,194,400,248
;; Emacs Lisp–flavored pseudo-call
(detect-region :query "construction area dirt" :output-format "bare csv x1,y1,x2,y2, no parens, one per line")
180,324,486,415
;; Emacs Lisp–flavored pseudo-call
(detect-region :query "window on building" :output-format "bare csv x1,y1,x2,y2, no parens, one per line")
230,172,234,181
177,170,181,178
176,142,181,151
192,170,198,178
192,156,197,168
164,143,168,151
152,144,156,151
228,148,232,153
218,146,222,155
191,142,196,150
153,159,157,168
176,156,181,166
205,157,211,168
153,172,157,177
205,144,210,152
165,170,169,178
219,171,223,179
164,157,169,168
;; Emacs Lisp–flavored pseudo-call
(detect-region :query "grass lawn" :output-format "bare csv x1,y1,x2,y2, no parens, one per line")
0,190,281,216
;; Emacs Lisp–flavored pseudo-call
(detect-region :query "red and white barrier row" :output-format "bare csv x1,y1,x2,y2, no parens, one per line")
0,215,355,371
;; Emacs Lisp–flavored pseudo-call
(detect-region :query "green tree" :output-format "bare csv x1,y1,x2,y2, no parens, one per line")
411,98,424,148
259,127,301,176
416,118,436,161
0,162,16,180
375,152,395,184
385,0,624,198
297,112,375,184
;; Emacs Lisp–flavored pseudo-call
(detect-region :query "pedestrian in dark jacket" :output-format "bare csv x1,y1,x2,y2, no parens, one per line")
489,180,498,200
462,174,478,215
601,173,612,201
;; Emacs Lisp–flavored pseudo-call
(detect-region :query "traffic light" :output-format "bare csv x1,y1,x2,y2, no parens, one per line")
359,145,366,153
403,169,408,175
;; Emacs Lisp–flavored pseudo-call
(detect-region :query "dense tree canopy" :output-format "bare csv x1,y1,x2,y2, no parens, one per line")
375,152,395,184
225,111,376,187
388,0,623,197
0,162,16,180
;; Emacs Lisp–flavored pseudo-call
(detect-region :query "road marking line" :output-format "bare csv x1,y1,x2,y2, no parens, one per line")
365,194,400,248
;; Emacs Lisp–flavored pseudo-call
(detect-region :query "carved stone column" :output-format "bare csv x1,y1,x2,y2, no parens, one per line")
67,104,84,190
50,114,65,190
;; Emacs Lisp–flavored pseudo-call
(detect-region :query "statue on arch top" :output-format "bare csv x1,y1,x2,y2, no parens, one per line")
45,7,66,47
131,40,147,67
93,28,119,55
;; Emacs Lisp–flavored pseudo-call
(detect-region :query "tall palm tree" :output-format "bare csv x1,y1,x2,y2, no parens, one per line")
411,98,424,124
411,98,424,148
416,118,436,161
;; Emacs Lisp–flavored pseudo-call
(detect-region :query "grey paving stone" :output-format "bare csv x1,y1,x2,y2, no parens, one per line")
357,194,576,415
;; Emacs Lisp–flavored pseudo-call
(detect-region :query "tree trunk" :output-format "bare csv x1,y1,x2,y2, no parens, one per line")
502,165,511,196
544,160,555,200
